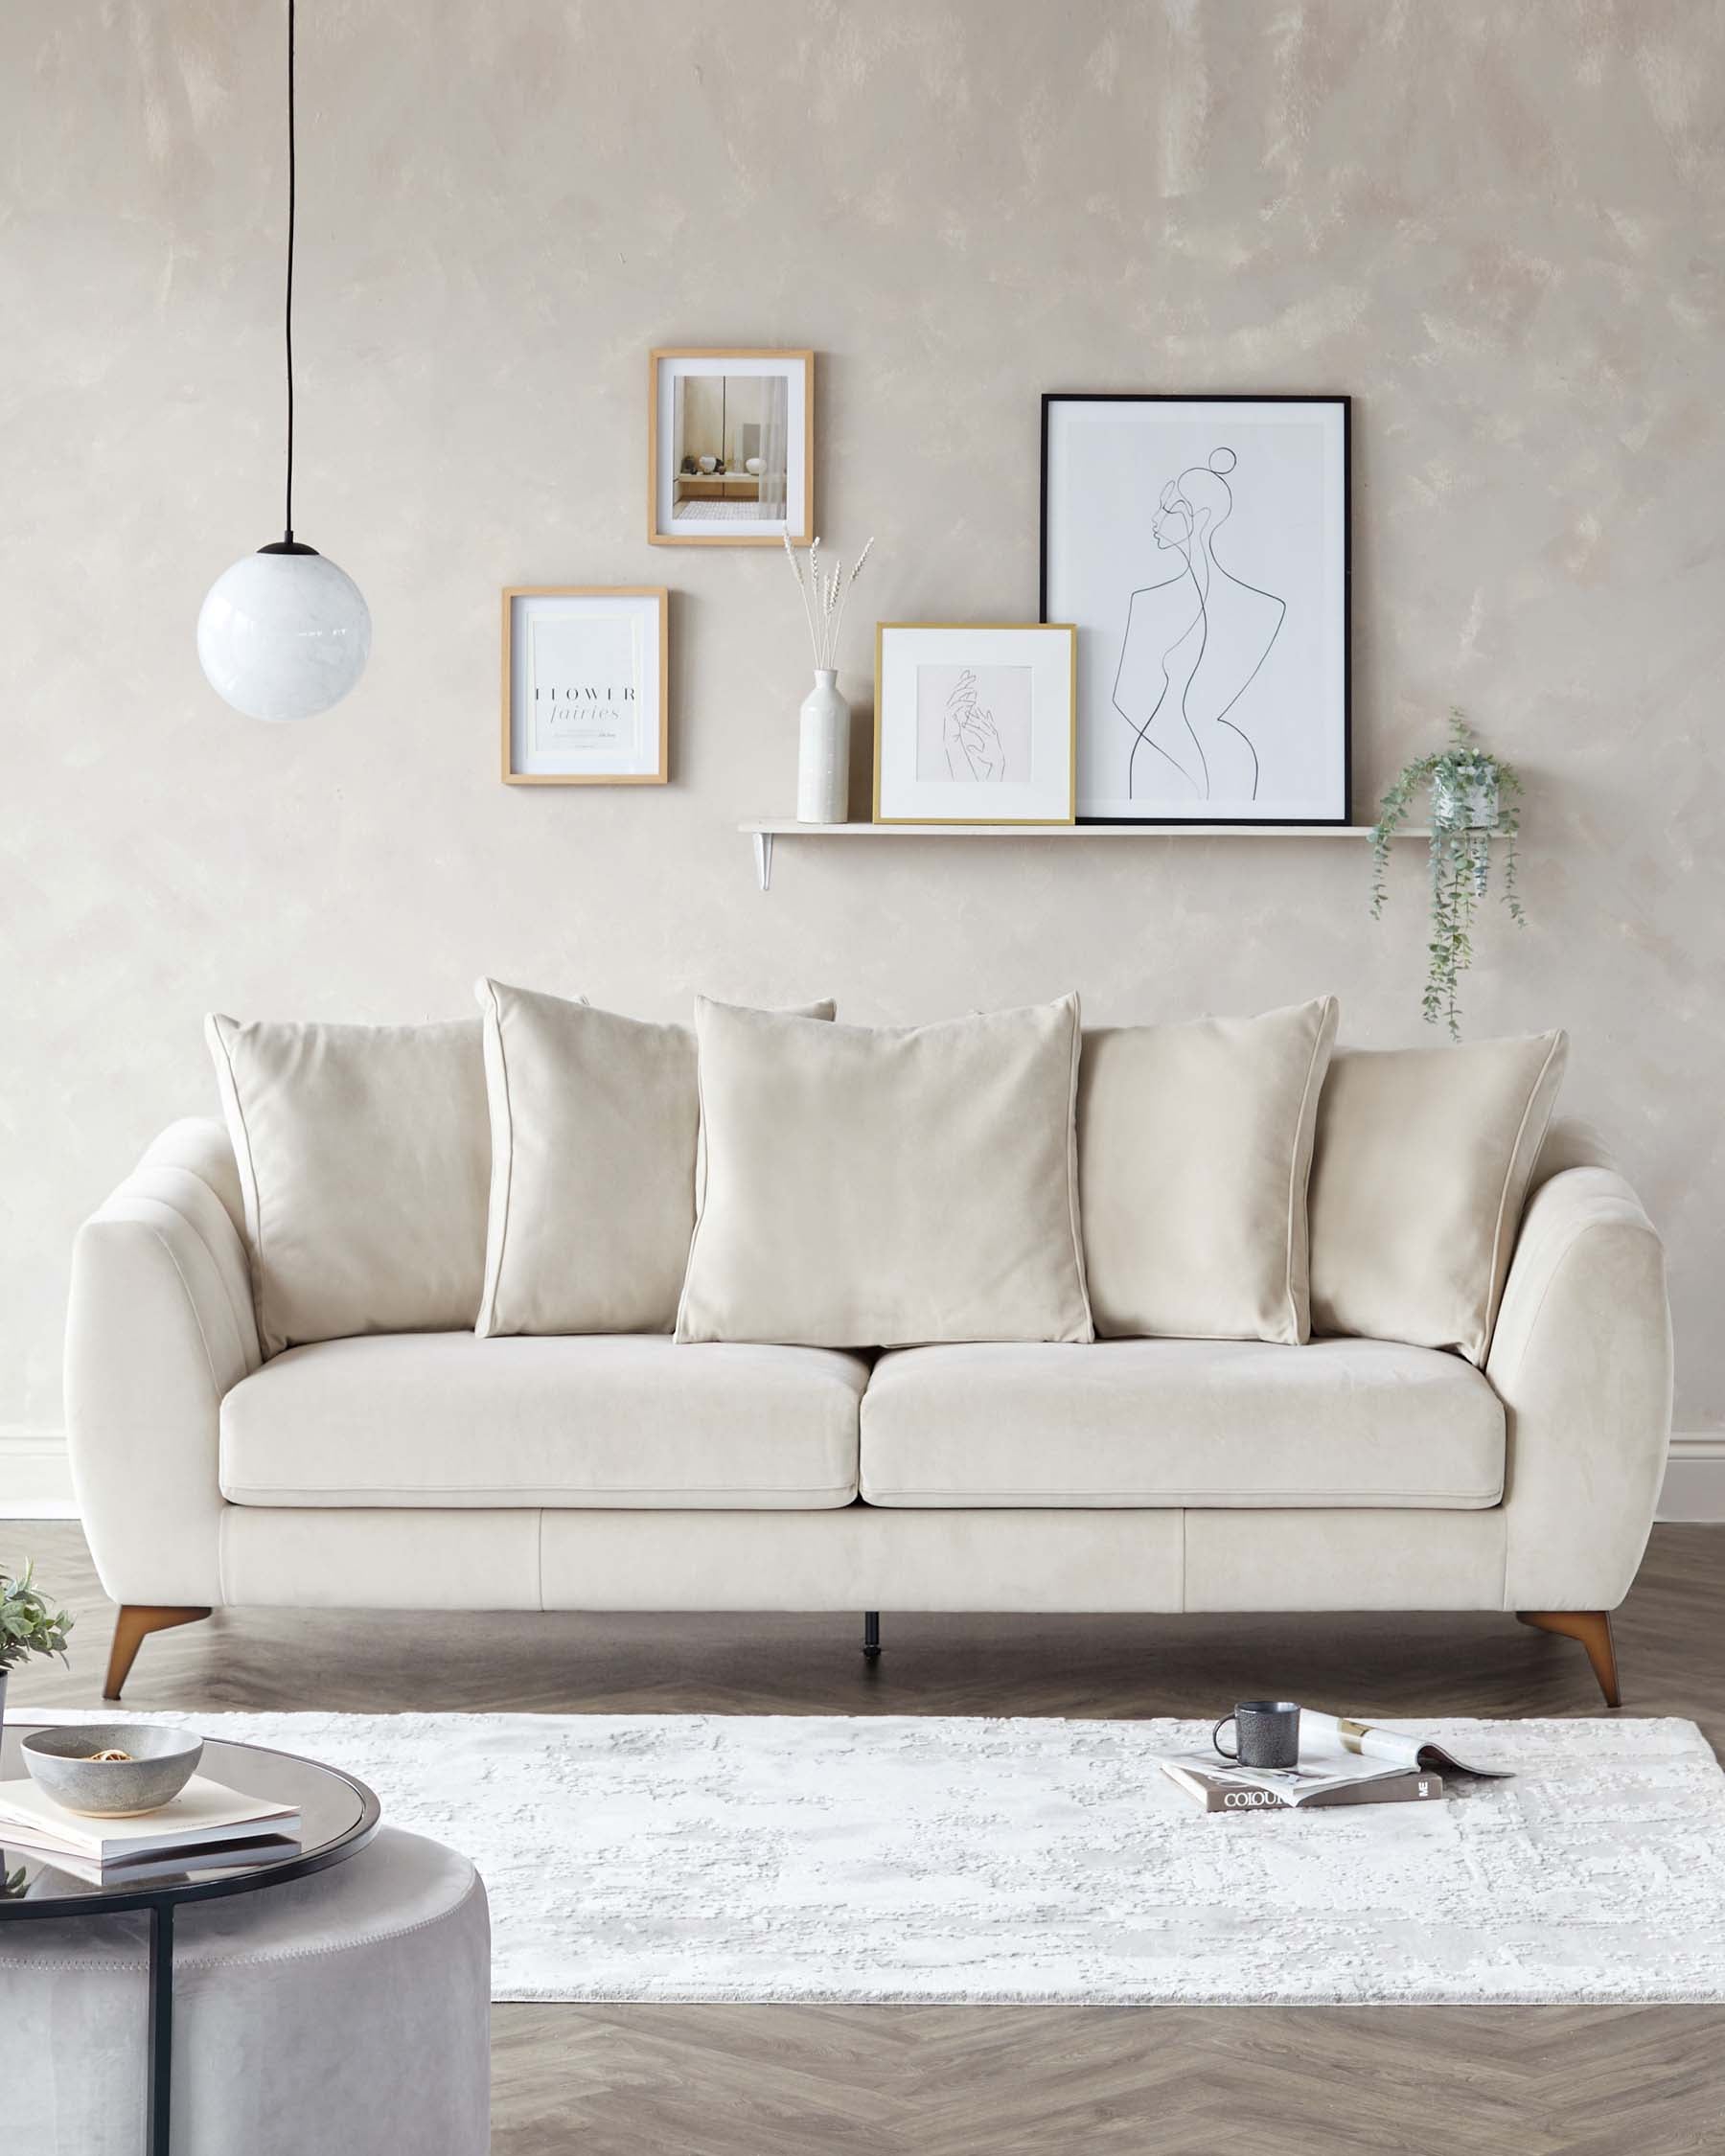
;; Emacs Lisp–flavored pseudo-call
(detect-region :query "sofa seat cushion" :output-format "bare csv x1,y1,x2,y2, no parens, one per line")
219,1333,868,1508
859,1338,1504,1508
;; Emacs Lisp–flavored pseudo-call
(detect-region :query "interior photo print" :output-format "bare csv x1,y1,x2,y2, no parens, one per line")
649,348,813,545
7,2,1722,2153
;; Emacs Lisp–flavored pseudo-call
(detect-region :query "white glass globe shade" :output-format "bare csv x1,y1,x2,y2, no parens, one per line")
196,547,371,722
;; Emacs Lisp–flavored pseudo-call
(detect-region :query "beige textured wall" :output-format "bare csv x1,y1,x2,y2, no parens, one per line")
4,0,1722,1437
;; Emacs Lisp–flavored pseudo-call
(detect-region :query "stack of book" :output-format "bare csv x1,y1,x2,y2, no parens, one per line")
1156,1709,1509,1814
0,1776,301,1885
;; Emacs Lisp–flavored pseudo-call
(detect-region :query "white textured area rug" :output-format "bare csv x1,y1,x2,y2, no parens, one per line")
32,1710,1725,2005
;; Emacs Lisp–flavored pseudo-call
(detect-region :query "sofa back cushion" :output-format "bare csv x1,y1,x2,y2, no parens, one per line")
474,980,835,1337
205,1014,490,1357
677,995,1093,1349
1307,1030,1568,1364
1077,998,1340,1343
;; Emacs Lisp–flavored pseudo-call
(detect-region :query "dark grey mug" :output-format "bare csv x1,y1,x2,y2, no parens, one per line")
1212,1700,1301,1771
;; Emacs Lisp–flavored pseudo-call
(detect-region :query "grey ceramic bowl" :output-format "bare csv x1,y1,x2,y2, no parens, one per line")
21,1725,203,1818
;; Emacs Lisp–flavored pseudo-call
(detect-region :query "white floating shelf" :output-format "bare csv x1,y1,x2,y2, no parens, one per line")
741,819,1441,891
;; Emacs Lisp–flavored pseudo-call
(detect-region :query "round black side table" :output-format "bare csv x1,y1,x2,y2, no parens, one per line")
0,1722,380,2156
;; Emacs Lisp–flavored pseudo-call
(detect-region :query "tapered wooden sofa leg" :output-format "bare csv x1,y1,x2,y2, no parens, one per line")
862,1612,882,1662
103,1606,213,1701
1517,1610,1621,1708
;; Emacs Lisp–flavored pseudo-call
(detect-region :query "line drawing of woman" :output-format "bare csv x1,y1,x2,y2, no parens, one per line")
1109,447,1286,803
943,668,1007,781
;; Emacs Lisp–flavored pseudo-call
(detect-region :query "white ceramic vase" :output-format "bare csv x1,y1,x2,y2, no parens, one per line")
797,670,851,824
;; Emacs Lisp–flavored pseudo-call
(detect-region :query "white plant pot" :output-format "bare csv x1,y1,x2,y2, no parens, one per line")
796,671,851,825
1433,771,1500,830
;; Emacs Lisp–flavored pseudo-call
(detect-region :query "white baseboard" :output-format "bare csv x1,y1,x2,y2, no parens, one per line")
0,1430,78,1519
1656,1433,1725,1524
3,1428,1723,1525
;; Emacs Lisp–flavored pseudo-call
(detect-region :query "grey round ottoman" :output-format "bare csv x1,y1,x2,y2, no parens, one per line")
0,1827,490,2155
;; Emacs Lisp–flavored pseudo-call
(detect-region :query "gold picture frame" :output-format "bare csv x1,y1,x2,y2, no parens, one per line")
872,622,1078,826
500,585,669,786
648,348,815,547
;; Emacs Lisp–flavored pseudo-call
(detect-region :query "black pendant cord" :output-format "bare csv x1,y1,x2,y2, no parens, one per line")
260,0,310,558
284,0,296,546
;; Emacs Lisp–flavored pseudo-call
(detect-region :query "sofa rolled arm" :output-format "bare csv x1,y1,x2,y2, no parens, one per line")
64,1119,259,1607
1490,1165,1672,1612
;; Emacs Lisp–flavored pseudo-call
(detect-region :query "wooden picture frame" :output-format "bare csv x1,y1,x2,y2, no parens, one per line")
500,585,669,786
648,348,815,547
872,622,1078,826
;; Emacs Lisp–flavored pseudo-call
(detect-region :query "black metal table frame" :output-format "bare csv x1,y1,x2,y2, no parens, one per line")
0,1729,380,2155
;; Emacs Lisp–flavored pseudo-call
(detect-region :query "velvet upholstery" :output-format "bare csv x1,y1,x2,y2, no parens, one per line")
1493,1166,1673,1609
861,1337,1504,1508
65,1119,256,1607
0,1829,489,2156
473,981,834,1339
221,1331,867,1508
1308,1031,1568,1365
1078,998,1338,1343
65,1118,1672,1630
206,1015,490,1356
678,995,1092,1347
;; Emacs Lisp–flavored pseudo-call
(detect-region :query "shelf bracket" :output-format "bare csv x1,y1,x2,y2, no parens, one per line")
753,831,773,893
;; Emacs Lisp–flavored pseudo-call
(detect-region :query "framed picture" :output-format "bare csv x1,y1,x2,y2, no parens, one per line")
873,623,1077,826
500,586,668,786
1041,394,1350,824
648,348,814,546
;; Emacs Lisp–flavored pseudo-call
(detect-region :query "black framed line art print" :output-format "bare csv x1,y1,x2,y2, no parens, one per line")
1041,395,1350,824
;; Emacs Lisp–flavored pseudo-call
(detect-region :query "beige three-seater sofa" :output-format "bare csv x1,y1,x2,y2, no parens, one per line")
66,1114,1671,1706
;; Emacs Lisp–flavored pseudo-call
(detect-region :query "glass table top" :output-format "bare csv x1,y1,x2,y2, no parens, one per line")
0,1722,380,1916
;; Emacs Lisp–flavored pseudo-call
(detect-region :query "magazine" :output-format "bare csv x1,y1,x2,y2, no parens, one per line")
1300,1711,1510,1778
1155,1709,1510,1810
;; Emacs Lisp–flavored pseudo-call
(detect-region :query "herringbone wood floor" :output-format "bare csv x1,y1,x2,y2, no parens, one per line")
8,1520,1725,2153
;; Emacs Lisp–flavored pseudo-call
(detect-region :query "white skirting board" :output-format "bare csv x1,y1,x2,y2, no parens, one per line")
0,1431,80,1519
5,1430,1724,1525
1655,1433,1725,1524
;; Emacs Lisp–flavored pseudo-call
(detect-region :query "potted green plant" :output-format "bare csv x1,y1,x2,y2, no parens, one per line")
1370,710,1525,1041
0,1559,73,1743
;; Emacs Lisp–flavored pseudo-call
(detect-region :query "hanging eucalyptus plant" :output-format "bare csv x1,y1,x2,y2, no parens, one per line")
1370,710,1525,1042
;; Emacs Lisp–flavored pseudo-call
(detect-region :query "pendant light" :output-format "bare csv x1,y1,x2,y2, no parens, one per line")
197,0,370,722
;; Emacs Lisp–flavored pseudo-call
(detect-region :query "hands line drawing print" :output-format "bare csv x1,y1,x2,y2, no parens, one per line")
943,668,1008,782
